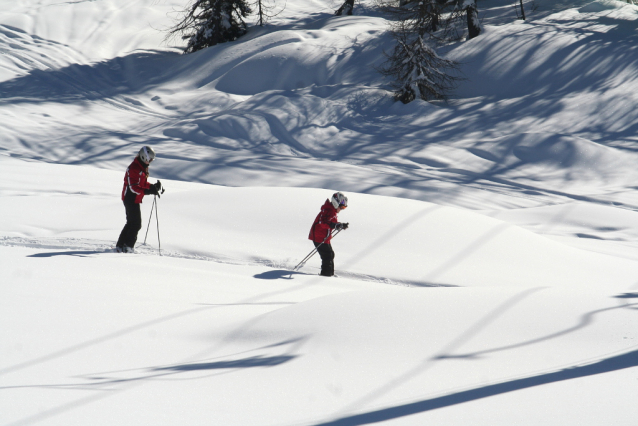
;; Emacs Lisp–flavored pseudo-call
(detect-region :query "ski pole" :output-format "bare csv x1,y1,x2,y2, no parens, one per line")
293,232,331,271
293,229,341,272
143,196,156,245
154,194,162,256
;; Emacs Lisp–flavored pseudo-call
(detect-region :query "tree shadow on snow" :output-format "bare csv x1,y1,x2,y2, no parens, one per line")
152,355,297,372
0,40,181,105
615,292,638,299
312,297,638,425
313,349,638,426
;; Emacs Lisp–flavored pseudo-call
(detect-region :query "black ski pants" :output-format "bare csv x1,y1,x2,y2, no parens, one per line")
314,242,335,276
116,199,142,249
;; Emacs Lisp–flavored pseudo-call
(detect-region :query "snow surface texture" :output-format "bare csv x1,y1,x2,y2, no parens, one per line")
1,0,638,425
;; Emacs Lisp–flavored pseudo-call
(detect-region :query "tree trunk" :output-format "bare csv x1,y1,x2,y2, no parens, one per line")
519,0,526,20
335,0,355,16
258,0,264,26
466,1,480,39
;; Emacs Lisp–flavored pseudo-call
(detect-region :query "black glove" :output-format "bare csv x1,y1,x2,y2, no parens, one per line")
153,181,164,197
145,181,162,197
335,222,349,231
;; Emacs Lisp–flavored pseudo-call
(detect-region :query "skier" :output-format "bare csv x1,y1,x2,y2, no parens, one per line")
308,192,349,276
116,146,163,253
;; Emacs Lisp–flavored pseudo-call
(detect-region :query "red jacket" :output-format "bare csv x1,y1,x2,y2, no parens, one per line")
309,200,339,244
121,157,151,204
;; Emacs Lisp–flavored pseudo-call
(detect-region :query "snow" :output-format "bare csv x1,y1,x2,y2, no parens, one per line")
1,0,638,425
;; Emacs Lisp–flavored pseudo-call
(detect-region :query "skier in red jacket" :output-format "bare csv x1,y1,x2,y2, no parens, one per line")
116,146,163,253
308,192,349,276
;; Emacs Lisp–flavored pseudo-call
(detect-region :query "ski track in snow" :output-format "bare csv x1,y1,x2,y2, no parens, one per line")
0,235,445,288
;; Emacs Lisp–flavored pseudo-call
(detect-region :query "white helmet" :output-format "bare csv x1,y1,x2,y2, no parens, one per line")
330,192,348,209
138,146,156,164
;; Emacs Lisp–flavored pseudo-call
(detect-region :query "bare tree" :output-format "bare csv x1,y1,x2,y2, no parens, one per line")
514,0,526,20
380,0,480,42
253,0,285,26
380,0,446,37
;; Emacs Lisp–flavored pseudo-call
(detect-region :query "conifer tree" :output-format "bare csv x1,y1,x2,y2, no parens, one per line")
380,33,459,103
169,0,252,53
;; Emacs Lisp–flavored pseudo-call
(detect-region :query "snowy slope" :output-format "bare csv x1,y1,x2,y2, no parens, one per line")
2,0,638,425
2,154,638,426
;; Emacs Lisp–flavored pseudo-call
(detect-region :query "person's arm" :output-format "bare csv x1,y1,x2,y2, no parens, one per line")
128,163,151,195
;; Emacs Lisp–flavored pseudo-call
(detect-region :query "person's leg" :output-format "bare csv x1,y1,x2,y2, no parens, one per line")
123,201,142,250
315,243,335,276
116,201,129,250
